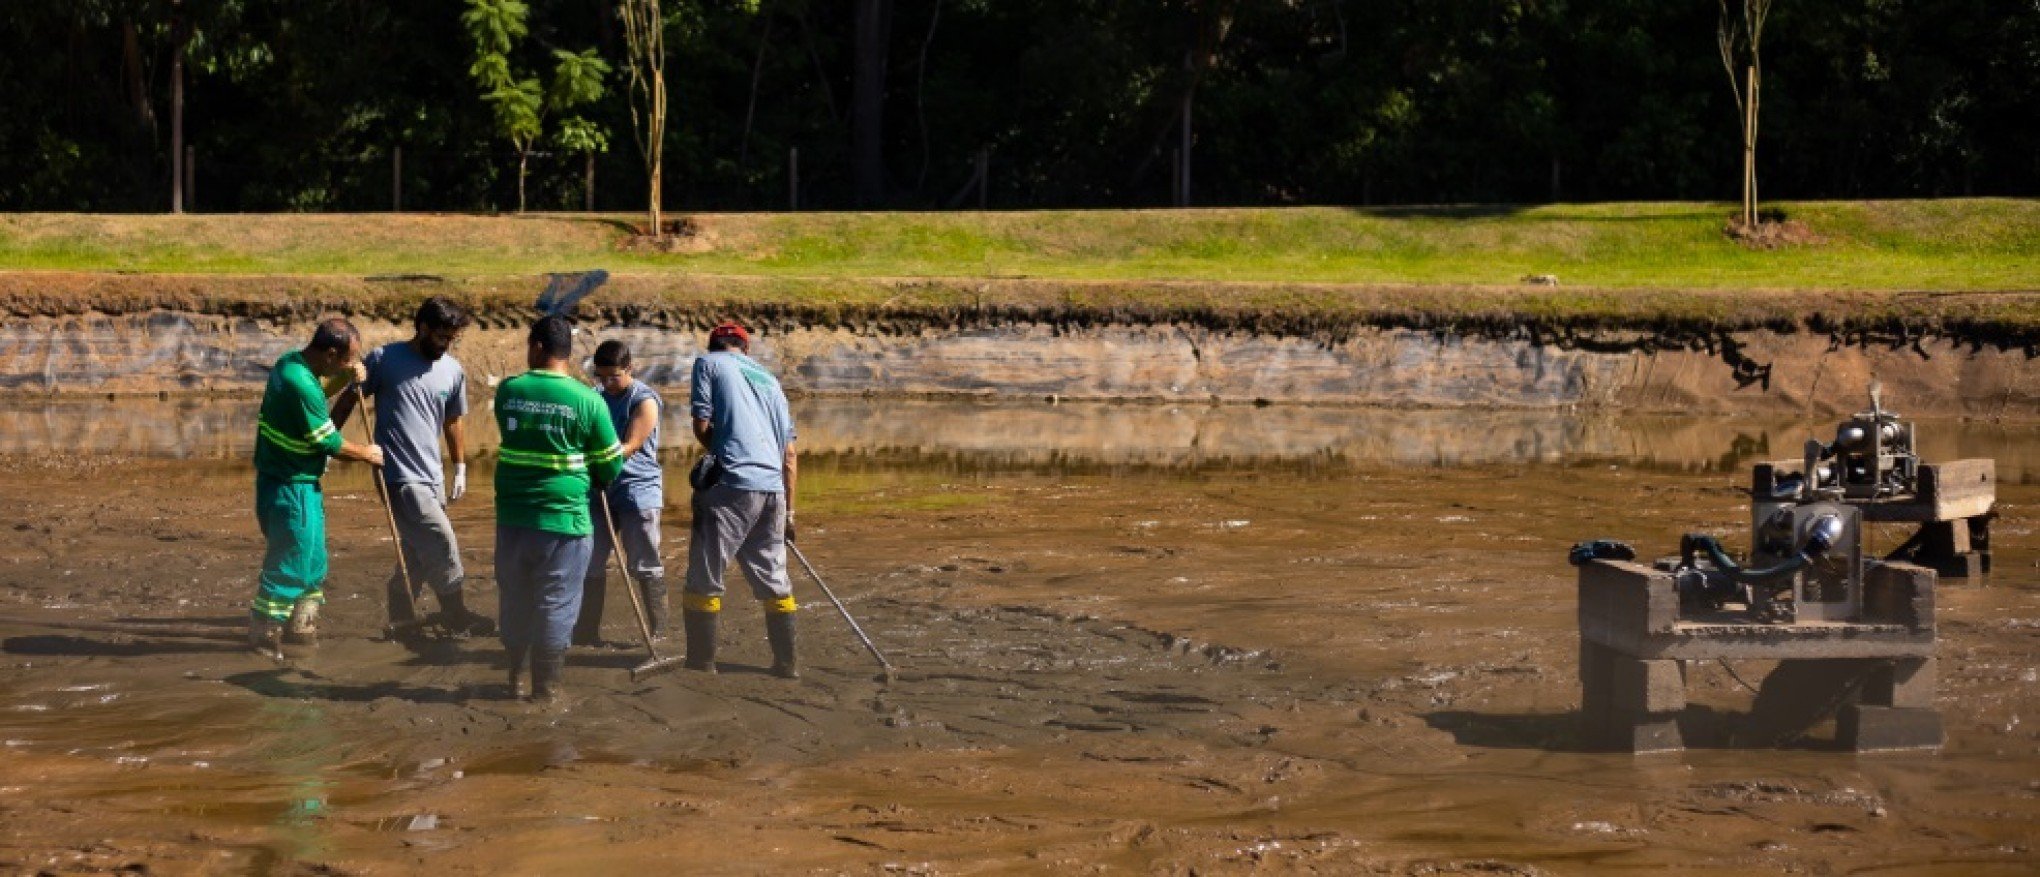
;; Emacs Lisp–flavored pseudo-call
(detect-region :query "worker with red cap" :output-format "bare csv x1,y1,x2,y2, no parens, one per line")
680,320,801,677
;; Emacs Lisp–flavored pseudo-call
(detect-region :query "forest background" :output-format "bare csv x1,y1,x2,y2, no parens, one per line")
3,0,2035,215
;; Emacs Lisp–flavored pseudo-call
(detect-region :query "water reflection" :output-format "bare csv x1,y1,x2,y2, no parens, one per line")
2,398,2035,481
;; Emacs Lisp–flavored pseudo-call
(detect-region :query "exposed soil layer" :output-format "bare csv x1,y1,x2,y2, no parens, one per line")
3,274,2038,417
0,406,2035,873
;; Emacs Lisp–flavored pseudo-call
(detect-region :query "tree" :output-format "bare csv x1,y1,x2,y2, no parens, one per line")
619,0,668,234
1718,0,1775,228
463,0,610,213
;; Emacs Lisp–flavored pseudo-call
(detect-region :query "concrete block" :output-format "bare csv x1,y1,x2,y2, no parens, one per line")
1611,656,1686,714
1863,561,1935,629
1579,638,1615,740
1920,460,1995,521
1578,560,1676,641
1597,713,1683,754
1864,657,1937,709
1839,704,1943,752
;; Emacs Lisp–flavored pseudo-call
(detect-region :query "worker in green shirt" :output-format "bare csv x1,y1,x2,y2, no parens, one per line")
250,318,384,656
494,315,625,701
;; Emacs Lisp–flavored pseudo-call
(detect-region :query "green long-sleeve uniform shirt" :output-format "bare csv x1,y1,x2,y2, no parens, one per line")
254,351,346,482
494,370,625,537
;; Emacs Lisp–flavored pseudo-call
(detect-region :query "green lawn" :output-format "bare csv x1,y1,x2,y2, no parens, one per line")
1,200,2035,292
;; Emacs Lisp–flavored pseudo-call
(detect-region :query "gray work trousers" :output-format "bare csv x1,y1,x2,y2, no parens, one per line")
494,525,592,654
386,481,464,597
683,483,792,607
577,500,662,641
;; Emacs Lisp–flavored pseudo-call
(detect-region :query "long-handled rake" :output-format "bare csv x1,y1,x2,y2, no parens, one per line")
601,492,687,681
790,542,894,682
352,385,427,638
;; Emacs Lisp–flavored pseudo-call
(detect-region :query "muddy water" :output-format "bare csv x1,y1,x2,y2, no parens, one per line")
0,400,2035,874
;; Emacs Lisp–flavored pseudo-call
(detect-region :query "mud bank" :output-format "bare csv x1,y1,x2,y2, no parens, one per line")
4,273,2038,415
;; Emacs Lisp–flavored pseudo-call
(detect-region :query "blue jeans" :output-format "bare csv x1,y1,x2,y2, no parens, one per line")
494,525,593,654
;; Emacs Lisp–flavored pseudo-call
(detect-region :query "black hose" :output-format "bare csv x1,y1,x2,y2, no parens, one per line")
1680,534,1812,582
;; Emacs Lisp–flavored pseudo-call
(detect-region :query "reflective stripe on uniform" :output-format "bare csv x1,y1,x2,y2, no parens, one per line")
588,441,625,466
257,416,338,456
257,419,314,455
498,447,588,471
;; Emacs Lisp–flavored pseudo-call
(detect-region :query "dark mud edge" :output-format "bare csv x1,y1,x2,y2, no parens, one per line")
6,271,2039,354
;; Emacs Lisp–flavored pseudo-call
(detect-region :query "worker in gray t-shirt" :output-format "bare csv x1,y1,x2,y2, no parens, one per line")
332,297,494,638
575,339,668,646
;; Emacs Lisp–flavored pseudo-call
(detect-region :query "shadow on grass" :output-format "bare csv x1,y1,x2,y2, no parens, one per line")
1341,204,1724,224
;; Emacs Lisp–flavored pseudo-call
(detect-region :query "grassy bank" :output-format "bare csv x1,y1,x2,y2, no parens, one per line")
1,200,2036,291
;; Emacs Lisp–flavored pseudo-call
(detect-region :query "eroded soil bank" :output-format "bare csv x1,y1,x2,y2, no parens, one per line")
3,299,2038,417
0,402,2035,874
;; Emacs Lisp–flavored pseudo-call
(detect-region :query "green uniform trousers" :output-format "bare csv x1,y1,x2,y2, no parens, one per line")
253,476,327,622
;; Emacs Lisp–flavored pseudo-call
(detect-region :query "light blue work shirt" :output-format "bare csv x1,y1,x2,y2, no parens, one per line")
689,351,796,493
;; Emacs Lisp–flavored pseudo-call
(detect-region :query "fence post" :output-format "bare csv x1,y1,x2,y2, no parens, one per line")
789,147,799,211
976,149,989,210
584,152,596,212
184,146,195,212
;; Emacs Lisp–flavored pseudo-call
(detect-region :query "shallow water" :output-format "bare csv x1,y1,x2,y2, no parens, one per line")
0,399,2034,873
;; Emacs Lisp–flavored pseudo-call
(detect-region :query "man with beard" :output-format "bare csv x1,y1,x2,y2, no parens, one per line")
332,297,494,640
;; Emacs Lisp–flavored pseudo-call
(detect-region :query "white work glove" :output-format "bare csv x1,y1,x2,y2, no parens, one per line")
449,463,468,502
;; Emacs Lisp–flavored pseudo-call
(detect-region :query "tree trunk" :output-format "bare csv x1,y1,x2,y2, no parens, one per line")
170,0,185,214
853,0,893,207
1742,65,1757,226
518,150,529,214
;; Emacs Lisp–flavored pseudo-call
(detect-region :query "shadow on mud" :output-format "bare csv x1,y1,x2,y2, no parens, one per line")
3,633,248,658
1422,707,1851,752
223,668,483,705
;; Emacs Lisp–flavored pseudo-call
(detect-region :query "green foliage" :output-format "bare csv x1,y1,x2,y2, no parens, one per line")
0,0,2035,210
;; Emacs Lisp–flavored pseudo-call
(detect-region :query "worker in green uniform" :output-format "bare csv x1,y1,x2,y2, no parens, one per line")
494,315,625,701
250,318,384,656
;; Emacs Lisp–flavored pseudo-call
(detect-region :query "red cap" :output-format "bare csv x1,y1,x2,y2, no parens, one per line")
708,320,750,349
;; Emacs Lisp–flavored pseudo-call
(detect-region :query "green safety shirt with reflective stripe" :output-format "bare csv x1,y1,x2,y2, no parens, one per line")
253,350,346,483
493,370,625,536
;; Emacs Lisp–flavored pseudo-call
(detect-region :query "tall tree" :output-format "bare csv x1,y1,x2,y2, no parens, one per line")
1718,0,1775,228
853,0,892,206
620,0,667,234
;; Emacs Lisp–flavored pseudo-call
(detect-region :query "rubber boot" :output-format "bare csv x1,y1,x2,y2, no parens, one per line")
437,586,496,639
640,574,670,642
571,576,605,647
248,615,285,661
284,598,320,646
505,644,530,699
766,612,799,679
386,574,419,625
682,609,718,673
529,649,565,703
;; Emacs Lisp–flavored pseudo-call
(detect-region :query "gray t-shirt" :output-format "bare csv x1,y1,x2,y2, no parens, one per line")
361,341,468,487
689,351,795,493
599,379,663,510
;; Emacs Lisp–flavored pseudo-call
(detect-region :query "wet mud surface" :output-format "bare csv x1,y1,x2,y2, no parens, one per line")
0,402,2036,874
